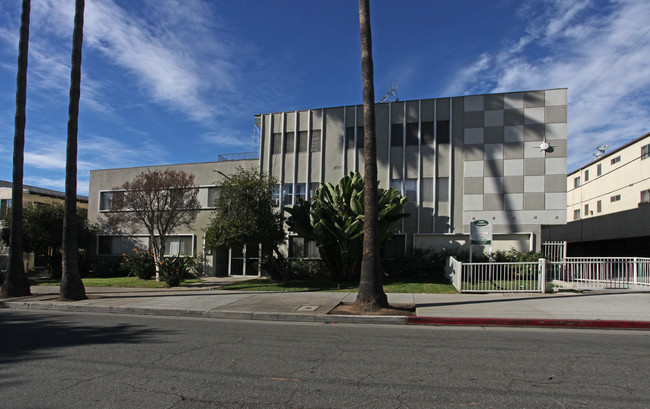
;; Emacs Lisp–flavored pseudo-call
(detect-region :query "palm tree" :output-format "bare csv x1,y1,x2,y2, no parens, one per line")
2,0,32,298
59,0,86,301
354,0,388,311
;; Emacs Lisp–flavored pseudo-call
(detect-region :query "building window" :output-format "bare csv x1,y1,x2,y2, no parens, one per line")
584,169,589,182
99,192,113,211
573,209,580,220
282,184,293,206
308,182,320,200
642,144,650,160
271,133,282,154
297,131,308,153
597,163,602,176
356,127,364,148
406,123,419,146
436,120,450,144
0,198,12,217
405,179,417,201
98,236,148,256
310,130,321,152
288,236,319,259
296,183,306,202
391,124,404,147
437,177,450,202
163,236,194,257
390,179,403,195
584,204,589,216
573,176,580,188
345,127,355,149
610,194,621,202
421,122,434,145
207,187,219,208
641,189,650,204
597,200,602,213
271,184,280,207
611,156,621,165
284,131,295,153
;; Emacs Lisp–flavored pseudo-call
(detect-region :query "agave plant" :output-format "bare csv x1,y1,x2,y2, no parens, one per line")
286,172,408,282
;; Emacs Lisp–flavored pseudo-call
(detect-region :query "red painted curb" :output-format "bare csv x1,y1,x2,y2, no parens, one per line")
407,316,650,329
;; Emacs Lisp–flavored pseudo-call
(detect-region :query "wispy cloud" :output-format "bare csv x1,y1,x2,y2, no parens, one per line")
445,0,650,170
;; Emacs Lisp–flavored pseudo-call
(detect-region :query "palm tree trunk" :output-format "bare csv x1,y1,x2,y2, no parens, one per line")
59,0,86,301
354,0,388,311
2,0,32,298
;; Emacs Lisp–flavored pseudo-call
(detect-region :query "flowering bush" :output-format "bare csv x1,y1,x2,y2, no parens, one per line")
121,248,155,280
158,256,193,287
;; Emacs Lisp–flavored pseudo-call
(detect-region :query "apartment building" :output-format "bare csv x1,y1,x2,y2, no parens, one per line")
545,132,650,256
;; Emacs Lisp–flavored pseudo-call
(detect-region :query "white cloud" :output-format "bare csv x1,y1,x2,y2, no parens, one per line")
445,0,650,171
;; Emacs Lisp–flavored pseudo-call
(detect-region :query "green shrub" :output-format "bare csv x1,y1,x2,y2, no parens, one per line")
120,249,155,280
290,259,326,279
158,256,193,287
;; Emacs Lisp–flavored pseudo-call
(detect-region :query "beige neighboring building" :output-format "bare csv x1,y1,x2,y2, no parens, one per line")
88,158,258,276
544,131,650,256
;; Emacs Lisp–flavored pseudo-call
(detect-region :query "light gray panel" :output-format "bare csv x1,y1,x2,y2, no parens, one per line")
504,142,524,159
524,107,545,124
311,109,323,130
524,192,545,210
524,141,545,158
484,110,504,126
523,158,545,176
485,126,504,143
463,194,484,210
464,177,484,194
464,95,484,111
504,193,524,210
390,147,403,179
545,89,566,106
524,124,545,141
547,139,567,156
298,111,310,131
464,160,484,177
405,146,418,179
524,91,545,108
546,123,567,140
438,144,451,177
545,193,566,209
484,93,504,111
407,101,419,123
504,108,524,126
545,157,566,174
545,106,567,123
421,145,435,178
524,175,545,192
504,159,523,176
503,176,524,193
484,177,504,194
463,111,484,128
504,125,523,142
285,112,296,132
484,194,504,211
483,160,504,177
463,145,484,161
545,174,566,193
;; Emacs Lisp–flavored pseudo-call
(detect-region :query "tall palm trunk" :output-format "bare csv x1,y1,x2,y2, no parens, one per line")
354,0,388,311
2,0,32,298
59,0,86,301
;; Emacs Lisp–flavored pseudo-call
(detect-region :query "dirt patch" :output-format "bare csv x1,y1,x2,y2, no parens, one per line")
329,302,415,316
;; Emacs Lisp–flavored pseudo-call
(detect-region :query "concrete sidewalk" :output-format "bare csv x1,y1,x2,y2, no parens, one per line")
1,282,649,329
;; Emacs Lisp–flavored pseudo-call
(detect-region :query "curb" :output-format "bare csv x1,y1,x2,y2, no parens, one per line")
408,316,650,330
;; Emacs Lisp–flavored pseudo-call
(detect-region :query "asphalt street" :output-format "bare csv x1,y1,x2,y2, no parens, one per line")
1,309,649,408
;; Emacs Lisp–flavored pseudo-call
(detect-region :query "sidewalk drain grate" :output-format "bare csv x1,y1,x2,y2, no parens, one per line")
296,305,320,312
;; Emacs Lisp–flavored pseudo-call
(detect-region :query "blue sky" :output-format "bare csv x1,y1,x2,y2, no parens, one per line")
1,0,649,195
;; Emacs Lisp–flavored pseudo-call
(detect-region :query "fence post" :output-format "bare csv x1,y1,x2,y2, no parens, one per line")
539,258,546,293
633,257,638,286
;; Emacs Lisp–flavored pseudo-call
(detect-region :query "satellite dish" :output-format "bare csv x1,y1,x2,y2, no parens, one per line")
597,145,608,153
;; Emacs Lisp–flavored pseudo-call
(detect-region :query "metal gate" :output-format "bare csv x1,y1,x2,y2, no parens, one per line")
548,257,650,290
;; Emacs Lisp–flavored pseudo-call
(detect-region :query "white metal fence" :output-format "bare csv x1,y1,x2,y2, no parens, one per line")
542,241,566,262
446,256,650,293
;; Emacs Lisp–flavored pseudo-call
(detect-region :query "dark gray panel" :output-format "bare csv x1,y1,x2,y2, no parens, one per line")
484,194,504,211
484,126,504,143
464,177,484,194
523,158,545,176
503,176,524,193
504,142,524,159
484,93,504,111
483,160,504,177
524,91,545,108
545,105,567,123
463,110,484,128
463,144,485,161
545,174,566,193
524,124,545,142
524,192,545,210
504,108,524,126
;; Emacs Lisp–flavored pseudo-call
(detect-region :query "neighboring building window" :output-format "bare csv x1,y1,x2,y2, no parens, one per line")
584,204,589,216
406,123,419,146
584,169,589,182
271,184,280,207
610,194,621,202
99,192,113,211
573,209,580,220
405,179,417,201
391,124,404,147
207,187,219,208
611,156,621,165
98,236,148,255
597,163,602,176
421,122,434,145
282,184,293,206
437,177,450,202
0,199,12,217
284,131,295,153
642,144,650,160
271,133,282,154
308,182,319,200
288,236,319,258
296,183,306,202
297,131,308,153
310,130,321,152
641,189,650,204
597,200,602,213
390,179,403,195
345,127,355,149
163,236,194,257
436,120,450,144
574,176,580,188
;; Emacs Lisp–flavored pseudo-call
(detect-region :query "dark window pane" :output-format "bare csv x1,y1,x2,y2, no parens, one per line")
284,132,295,153
406,123,419,146
356,126,364,148
297,131,308,152
436,120,450,144
421,122,434,145
310,130,321,152
345,127,355,149
391,124,404,147
271,133,282,154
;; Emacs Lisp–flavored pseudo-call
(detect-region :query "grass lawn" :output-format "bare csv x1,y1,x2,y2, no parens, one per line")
32,276,202,288
219,277,457,294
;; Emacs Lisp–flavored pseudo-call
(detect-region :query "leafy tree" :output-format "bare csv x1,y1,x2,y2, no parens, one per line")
356,0,386,310
3,0,31,298
1,203,96,278
285,172,407,283
60,0,86,301
105,169,200,280
204,167,288,279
